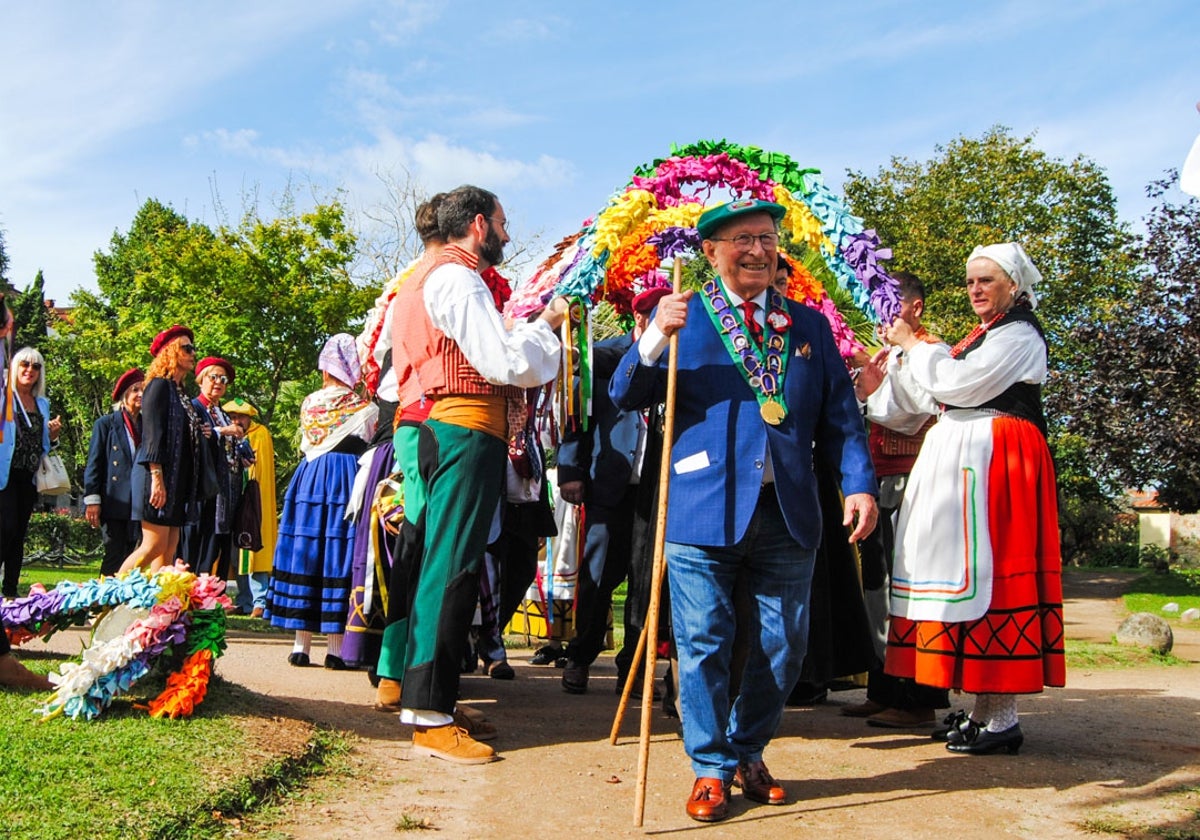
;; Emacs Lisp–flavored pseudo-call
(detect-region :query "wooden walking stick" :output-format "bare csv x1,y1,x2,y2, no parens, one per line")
609,622,647,744
633,257,684,828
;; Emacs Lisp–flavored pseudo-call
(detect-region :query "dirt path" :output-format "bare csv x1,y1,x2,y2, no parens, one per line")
213,569,1200,839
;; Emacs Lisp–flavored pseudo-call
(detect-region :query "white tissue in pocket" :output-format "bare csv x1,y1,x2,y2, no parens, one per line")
673,450,710,474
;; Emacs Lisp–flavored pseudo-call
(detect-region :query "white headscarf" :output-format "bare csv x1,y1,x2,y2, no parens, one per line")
968,242,1042,310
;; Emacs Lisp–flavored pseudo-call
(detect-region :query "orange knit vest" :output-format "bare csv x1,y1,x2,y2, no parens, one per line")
393,248,524,401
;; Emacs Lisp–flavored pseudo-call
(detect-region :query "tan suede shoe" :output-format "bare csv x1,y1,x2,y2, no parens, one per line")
412,723,497,765
453,709,497,741
373,678,402,713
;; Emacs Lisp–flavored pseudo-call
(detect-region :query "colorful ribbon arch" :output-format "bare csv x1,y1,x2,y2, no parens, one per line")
507,139,901,359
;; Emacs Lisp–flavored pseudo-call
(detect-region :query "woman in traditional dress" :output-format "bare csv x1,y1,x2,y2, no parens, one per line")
120,325,204,574
880,242,1065,755
0,346,63,598
266,334,378,668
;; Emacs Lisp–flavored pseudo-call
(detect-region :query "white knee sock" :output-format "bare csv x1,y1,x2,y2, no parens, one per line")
292,631,312,655
986,694,1019,732
326,632,343,658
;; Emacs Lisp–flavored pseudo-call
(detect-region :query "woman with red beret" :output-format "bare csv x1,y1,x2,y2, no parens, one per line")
181,356,249,579
120,325,206,573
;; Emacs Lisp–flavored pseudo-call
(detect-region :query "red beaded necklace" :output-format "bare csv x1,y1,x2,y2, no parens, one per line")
950,311,1006,358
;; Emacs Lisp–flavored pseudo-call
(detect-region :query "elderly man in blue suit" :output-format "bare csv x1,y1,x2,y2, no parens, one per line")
84,368,144,575
611,199,878,822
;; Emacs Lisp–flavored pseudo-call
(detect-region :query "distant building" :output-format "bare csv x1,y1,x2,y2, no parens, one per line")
1130,490,1200,566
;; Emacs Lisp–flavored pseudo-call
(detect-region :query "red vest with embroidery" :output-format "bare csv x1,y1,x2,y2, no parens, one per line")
394,249,524,400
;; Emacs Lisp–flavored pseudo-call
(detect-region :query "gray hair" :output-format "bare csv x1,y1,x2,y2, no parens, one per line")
10,346,46,399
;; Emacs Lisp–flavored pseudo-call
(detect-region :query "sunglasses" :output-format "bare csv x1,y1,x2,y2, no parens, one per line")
18,360,42,371
204,374,229,384
180,344,197,354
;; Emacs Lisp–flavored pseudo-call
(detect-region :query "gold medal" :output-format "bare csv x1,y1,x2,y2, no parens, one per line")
760,400,786,425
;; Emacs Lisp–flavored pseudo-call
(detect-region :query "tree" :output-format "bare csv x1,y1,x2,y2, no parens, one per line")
1055,175,1200,512
0,227,9,290
843,126,1137,369
51,196,373,487
12,269,49,351
844,127,1144,545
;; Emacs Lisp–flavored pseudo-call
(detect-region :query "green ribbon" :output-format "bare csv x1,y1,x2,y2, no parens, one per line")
698,277,791,420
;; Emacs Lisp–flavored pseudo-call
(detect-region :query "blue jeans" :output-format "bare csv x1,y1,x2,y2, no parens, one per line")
667,489,816,780
236,571,269,612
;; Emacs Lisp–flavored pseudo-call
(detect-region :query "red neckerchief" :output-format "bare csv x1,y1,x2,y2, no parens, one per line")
481,266,512,312
122,408,141,448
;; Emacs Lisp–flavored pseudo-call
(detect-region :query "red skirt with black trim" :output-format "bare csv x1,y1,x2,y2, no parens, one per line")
885,415,1066,694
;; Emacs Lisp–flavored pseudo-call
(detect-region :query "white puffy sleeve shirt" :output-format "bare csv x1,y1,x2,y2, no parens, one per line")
423,263,562,388
864,347,943,436
901,320,1047,407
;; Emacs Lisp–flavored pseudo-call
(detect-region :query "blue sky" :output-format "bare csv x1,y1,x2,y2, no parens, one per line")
2,0,1197,304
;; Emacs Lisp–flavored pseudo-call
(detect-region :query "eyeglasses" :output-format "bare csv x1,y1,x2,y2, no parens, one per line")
710,232,780,250
18,361,42,371
180,344,197,354
487,216,509,233
205,374,229,384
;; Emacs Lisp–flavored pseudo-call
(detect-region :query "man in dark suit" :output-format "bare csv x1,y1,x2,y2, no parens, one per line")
557,286,668,695
84,368,144,575
611,199,878,822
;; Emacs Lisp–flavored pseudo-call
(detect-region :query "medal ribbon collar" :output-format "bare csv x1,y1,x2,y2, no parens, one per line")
699,278,791,424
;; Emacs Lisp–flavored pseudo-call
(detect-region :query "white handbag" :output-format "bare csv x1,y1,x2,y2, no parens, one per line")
36,452,71,496
14,395,70,495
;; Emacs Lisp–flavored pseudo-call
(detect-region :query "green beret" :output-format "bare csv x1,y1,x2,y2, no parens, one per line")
696,199,786,240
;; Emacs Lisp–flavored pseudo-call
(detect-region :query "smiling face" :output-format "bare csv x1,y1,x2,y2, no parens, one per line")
701,211,778,301
965,257,1018,322
15,358,42,392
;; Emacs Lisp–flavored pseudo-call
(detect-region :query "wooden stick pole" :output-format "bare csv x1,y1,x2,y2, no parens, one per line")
633,258,683,828
609,621,647,744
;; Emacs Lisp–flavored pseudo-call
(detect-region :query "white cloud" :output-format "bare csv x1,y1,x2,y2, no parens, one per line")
368,0,443,45
0,3,357,191
491,17,565,42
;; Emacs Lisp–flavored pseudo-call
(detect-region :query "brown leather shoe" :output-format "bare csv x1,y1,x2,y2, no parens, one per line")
840,698,887,718
735,760,786,805
686,777,730,822
249,606,265,619
866,707,936,728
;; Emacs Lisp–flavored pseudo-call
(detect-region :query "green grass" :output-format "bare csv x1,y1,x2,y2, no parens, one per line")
0,659,344,840
2,562,332,839
19,559,107,589
1065,638,1187,669
1122,568,1200,619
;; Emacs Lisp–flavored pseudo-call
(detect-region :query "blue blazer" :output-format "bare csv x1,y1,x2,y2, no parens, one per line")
83,410,138,521
610,293,876,550
557,334,645,508
0,394,52,491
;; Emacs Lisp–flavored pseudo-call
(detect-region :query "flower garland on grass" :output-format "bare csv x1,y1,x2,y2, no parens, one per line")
0,566,230,720
506,139,901,360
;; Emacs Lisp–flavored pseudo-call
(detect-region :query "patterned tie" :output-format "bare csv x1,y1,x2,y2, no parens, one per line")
740,301,763,347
